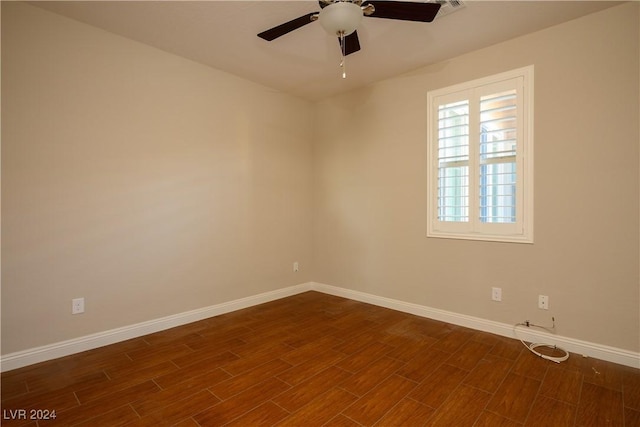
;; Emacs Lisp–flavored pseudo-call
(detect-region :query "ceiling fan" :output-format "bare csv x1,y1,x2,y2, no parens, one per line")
257,1,442,77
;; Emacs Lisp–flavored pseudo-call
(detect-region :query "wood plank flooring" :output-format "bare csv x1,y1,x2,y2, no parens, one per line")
2,291,639,426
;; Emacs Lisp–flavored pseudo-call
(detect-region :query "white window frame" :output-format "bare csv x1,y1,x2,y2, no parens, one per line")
427,66,534,243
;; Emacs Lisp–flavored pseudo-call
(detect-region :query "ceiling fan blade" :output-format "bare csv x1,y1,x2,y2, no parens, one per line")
257,12,318,41
364,1,441,23
339,31,361,56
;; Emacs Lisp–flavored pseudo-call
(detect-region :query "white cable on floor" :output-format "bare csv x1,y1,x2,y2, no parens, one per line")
513,321,569,363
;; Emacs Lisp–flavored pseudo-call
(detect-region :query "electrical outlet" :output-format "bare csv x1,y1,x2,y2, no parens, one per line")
72,297,85,314
538,295,549,310
293,262,299,272
491,287,502,302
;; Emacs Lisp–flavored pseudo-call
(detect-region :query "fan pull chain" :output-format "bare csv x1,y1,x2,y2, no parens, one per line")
339,31,346,79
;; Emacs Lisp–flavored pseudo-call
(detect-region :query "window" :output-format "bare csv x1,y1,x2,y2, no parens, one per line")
427,66,533,243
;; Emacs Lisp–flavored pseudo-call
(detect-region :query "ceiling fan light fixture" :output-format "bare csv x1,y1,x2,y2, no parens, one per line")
318,1,363,36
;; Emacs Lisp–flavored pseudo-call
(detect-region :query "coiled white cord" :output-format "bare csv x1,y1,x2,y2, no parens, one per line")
513,320,569,363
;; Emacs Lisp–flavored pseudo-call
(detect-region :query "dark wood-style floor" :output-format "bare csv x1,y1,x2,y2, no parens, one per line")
2,291,639,426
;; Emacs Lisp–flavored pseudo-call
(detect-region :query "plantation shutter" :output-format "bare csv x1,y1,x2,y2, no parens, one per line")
428,66,532,242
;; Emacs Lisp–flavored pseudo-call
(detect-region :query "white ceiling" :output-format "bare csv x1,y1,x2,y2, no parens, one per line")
31,0,622,101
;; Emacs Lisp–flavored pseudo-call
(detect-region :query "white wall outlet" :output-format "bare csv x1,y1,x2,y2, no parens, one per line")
491,287,502,302
293,262,299,272
72,297,85,314
538,295,549,310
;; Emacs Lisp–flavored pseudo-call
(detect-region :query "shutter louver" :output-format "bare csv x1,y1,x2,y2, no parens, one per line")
437,100,469,222
479,90,517,224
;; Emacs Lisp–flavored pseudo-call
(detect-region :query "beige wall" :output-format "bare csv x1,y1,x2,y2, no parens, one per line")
313,3,640,352
1,3,314,354
2,2,639,357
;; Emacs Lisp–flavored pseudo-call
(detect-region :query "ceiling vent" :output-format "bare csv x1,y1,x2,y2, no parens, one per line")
434,0,466,19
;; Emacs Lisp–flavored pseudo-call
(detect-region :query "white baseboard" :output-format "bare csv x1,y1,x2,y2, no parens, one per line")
309,282,640,369
2,281,638,371
0,283,312,372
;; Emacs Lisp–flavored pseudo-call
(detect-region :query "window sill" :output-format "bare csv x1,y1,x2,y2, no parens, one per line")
427,231,533,244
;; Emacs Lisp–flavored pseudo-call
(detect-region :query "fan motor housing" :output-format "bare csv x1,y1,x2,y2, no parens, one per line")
319,0,364,9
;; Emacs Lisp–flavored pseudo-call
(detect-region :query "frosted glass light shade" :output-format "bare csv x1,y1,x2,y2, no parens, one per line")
319,2,363,36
